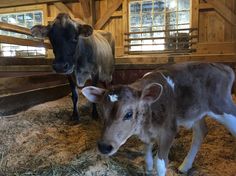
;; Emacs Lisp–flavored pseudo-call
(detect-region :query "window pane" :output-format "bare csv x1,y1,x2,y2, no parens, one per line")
25,13,33,21
130,2,141,14
142,1,152,13
166,12,176,25
153,13,164,26
154,0,165,12
34,12,42,23
166,0,177,11
130,15,141,27
178,11,190,24
1,16,8,22
8,15,17,24
17,14,25,26
178,0,190,10
142,13,152,27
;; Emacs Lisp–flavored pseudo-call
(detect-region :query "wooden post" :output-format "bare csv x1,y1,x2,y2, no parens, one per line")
122,0,128,56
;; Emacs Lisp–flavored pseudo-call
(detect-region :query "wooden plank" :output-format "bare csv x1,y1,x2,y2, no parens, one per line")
94,0,122,29
125,35,198,41
206,0,236,26
197,42,236,54
0,74,67,95
0,35,52,49
0,65,52,72
0,0,77,8
80,0,91,18
199,3,213,10
0,22,32,35
123,0,128,55
0,83,70,116
111,11,122,18
124,28,198,35
0,57,53,65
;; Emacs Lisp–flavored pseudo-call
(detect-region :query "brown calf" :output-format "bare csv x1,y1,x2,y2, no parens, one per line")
82,62,236,175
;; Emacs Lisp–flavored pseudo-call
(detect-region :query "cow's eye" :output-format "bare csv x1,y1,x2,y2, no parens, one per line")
123,112,133,121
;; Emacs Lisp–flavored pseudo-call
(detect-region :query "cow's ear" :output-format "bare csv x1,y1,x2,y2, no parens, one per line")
78,24,93,37
141,83,163,104
31,25,51,38
82,86,106,103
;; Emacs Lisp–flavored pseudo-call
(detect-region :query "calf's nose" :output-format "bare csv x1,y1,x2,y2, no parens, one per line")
52,62,70,73
97,141,113,155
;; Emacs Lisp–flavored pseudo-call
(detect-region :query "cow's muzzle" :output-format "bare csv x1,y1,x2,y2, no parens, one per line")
52,62,73,74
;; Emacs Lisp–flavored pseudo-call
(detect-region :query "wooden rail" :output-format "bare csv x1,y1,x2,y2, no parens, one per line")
124,28,198,54
0,21,52,49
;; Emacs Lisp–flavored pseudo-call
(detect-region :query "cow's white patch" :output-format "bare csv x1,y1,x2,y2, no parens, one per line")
208,112,236,136
108,94,118,102
156,157,166,176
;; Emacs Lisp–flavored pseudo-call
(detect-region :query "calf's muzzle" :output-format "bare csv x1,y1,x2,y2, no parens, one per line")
97,141,114,155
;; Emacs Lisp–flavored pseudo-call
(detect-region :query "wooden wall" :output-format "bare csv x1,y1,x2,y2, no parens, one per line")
0,0,236,61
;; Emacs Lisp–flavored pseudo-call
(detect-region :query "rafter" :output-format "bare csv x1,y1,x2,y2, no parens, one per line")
94,0,122,29
0,0,77,8
54,2,85,24
80,0,91,18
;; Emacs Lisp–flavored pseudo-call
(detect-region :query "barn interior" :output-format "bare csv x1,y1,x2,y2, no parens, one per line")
0,0,235,175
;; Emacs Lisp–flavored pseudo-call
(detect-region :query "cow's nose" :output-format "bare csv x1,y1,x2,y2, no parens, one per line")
97,141,113,155
52,63,71,73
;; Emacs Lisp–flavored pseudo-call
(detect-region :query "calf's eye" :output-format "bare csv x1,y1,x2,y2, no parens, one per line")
123,112,133,121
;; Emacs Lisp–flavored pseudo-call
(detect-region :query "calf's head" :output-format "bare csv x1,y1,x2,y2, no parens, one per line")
82,83,163,156
31,13,93,74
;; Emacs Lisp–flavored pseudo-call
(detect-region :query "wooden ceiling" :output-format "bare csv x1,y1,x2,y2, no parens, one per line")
0,0,78,8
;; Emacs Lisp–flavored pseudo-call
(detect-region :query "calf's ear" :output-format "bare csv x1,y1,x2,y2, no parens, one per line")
141,83,163,104
82,86,106,103
31,25,50,38
78,24,93,37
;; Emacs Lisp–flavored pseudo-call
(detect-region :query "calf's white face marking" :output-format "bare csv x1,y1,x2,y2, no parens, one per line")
108,94,119,102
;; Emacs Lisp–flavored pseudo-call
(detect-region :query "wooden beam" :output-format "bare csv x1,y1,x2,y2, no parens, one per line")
80,0,91,18
0,0,77,8
206,0,236,26
0,22,32,36
94,0,122,29
199,3,213,10
0,35,52,49
54,2,85,24
111,11,122,18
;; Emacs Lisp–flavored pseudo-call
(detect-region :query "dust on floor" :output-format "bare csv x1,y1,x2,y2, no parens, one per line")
0,93,235,175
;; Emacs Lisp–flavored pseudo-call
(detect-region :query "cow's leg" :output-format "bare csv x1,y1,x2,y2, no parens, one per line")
155,129,176,176
68,76,79,121
178,118,208,173
145,143,154,175
91,74,99,120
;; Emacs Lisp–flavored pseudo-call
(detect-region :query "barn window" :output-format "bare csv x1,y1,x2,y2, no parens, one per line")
0,11,45,57
127,0,196,54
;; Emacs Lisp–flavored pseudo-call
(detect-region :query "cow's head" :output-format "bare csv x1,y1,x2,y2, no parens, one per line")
82,83,163,155
31,13,93,74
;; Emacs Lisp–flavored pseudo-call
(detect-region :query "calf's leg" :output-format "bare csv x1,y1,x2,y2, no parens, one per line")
155,130,175,176
178,118,208,173
208,97,236,137
68,76,79,121
145,144,154,175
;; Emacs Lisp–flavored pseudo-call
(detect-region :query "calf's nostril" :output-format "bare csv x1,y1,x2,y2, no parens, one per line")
97,141,113,154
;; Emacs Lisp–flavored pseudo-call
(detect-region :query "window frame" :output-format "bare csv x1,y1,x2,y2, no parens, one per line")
126,0,196,54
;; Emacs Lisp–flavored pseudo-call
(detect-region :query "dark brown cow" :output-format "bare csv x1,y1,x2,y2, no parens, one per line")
31,13,115,121
82,62,236,175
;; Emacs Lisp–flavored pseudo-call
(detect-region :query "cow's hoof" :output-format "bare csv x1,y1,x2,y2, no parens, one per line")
71,114,80,122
